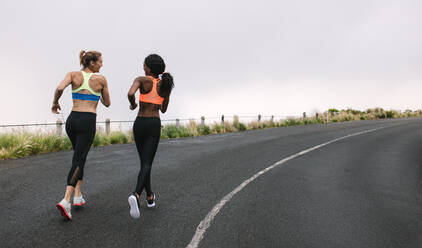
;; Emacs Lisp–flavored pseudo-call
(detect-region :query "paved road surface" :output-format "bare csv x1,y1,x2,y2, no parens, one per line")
1,118,421,247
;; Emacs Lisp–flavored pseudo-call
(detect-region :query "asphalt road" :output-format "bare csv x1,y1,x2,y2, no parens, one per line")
1,118,421,248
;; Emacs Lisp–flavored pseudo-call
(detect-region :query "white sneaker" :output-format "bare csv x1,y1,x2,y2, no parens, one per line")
128,193,140,219
146,193,156,208
73,195,86,207
56,199,72,220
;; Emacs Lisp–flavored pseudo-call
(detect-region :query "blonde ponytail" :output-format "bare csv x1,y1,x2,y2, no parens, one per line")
79,50,87,66
79,50,101,68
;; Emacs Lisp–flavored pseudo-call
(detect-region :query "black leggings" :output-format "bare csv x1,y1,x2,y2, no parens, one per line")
133,117,161,196
65,111,96,187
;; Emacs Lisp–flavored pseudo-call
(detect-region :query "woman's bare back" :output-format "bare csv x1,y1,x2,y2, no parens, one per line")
137,77,165,117
71,71,106,113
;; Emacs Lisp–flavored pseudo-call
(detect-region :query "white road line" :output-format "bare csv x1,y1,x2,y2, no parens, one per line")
186,126,386,248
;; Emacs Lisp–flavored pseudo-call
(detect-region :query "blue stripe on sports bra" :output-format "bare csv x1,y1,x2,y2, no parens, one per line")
72,92,100,102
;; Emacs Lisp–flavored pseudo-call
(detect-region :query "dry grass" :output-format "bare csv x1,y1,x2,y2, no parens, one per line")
2,108,422,159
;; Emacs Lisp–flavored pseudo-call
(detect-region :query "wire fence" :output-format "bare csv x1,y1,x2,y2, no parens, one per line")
0,114,304,134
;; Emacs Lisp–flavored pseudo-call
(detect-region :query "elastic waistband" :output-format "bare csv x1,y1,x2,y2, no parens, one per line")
136,116,160,120
70,111,97,117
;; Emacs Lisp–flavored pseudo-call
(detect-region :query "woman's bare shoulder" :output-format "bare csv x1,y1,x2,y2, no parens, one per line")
68,71,82,77
135,76,152,82
136,76,153,87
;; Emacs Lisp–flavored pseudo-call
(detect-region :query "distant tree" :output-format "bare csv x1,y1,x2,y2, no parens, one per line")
328,108,339,113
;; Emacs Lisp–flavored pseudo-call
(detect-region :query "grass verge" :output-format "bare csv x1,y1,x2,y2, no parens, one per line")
1,108,421,160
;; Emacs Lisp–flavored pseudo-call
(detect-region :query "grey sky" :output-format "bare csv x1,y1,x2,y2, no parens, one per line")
1,0,421,124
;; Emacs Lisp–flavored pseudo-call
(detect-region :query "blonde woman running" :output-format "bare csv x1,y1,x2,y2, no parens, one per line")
52,50,111,220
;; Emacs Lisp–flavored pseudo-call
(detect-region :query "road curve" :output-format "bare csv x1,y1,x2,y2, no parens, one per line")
1,118,421,248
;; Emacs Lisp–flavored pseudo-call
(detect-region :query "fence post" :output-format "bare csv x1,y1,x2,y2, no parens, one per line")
258,114,261,123
221,115,224,125
303,112,306,118
105,118,110,135
176,119,180,128
201,116,205,127
271,115,274,123
316,113,319,119
56,120,63,136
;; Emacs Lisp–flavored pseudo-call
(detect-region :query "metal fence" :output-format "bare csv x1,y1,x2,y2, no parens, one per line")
0,114,303,135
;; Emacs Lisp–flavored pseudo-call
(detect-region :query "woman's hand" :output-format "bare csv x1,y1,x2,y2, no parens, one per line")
130,103,138,110
51,103,61,114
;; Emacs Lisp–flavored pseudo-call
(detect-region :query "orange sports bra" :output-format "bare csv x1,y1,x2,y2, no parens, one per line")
139,76,164,105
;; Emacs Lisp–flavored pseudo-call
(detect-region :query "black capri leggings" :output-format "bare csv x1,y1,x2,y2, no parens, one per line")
133,117,161,196
65,111,96,187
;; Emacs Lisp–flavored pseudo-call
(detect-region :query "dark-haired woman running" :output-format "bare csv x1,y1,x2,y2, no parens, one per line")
127,54,174,219
52,50,111,220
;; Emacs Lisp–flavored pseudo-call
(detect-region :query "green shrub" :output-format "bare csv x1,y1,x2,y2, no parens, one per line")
345,108,361,115
92,134,101,147
269,121,276,127
386,111,394,118
328,108,339,113
283,119,303,126
162,125,179,138
197,125,211,135
109,131,128,144
377,112,386,119
212,124,224,133
93,132,111,147
179,126,194,137
238,123,247,131
162,125,193,138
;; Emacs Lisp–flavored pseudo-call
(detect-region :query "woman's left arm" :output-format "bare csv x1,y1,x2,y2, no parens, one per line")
160,94,171,113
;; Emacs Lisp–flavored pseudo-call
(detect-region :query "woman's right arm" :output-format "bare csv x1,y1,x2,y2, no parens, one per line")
51,72,72,114
128,77,141,110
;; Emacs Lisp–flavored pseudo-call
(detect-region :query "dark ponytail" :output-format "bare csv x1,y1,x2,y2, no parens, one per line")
160,72,174,96
144,54,174,96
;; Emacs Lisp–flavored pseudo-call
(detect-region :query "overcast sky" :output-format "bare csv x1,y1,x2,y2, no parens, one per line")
1,0,421,124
